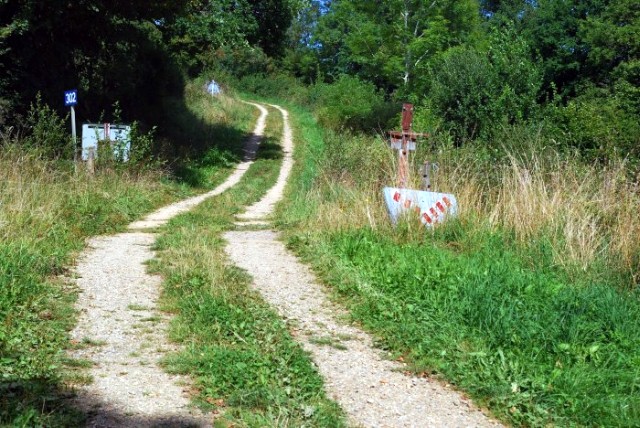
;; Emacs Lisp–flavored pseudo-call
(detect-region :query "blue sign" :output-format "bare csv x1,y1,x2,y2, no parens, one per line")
64,89,78,107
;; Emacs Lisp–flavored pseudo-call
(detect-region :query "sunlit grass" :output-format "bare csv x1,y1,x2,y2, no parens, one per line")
151,106,346,425
0,89,255,425
279,106,640,426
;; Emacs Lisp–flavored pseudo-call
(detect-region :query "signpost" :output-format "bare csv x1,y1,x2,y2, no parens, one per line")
64,89,78,162
386,103,427,188
383,103,458,228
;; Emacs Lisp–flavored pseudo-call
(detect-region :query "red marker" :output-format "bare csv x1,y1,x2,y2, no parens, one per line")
393,192,401,202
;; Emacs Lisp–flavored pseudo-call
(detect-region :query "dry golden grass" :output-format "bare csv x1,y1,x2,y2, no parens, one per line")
440,154,640,281
299,131,640,287
0,144,169,245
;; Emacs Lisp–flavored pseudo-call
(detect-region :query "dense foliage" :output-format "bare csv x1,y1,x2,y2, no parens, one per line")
278,0,640,158
0,0,302,134
2,0,638,161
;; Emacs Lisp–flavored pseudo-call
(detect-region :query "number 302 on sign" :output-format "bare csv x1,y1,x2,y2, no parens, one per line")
64,89,78,107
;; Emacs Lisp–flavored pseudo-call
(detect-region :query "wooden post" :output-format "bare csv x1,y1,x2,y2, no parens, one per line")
86,147,95,175
398,148,408,188
398,103,413,188
387,103,427,188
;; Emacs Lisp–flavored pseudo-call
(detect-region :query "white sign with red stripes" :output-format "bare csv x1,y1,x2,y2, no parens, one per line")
383,187,458,227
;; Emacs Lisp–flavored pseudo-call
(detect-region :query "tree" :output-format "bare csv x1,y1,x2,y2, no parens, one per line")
0,0,186,124
164,0,302,74
282,0,324,82
314,0,480,95
427,26,542,142
581,0,640,112
483,0,608,98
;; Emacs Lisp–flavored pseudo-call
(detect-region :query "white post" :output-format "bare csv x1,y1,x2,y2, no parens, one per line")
71,105,77,163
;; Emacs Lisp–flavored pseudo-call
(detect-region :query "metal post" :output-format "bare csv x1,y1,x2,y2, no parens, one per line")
422,161,432,191
71,105,77,163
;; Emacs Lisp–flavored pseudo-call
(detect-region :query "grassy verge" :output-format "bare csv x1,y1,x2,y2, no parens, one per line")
0,88,255,426
151,104,346,426
278,105,640,426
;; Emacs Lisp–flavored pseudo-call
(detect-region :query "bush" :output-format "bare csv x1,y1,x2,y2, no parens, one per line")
236,73,310,105
427,28,542,144
208,45,275,80
544,86,640,164
22,95,70,158
311,75,388,132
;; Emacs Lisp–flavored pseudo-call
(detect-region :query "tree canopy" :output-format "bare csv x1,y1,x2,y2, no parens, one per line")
0,0,638,160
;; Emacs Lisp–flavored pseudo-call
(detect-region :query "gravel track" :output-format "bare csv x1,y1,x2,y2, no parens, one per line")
68,102,268,427
225,104,503,428
67,99,502,427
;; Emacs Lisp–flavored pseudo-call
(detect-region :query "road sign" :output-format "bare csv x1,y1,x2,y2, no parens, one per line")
81,123,132,162
64,89,78,107
65,89,78,162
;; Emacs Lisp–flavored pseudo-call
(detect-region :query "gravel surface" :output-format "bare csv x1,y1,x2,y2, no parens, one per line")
237,104,293,221
226,104,503,428
67,102,268,427
67,100,503,427
224,230,501,428
69,232,211,427
128,102,267,231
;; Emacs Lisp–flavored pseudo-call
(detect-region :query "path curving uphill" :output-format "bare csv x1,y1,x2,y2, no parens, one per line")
225,104,502,427
68,102,268,427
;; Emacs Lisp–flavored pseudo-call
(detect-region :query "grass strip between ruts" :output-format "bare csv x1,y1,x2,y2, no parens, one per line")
150,105,347,427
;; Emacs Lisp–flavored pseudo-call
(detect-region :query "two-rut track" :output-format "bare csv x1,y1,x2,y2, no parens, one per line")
68,101,500,427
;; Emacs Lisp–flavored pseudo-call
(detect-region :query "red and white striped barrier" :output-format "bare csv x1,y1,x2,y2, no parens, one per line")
383,187,458,227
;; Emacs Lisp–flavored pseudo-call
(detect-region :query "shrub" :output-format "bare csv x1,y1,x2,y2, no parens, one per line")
311,75,388,132
427,28,542,144
544,85,640,164
22,95,70,158
237,73,310,105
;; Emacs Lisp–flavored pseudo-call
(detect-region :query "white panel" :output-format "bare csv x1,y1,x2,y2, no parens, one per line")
383,187,458,228
81,124,131,161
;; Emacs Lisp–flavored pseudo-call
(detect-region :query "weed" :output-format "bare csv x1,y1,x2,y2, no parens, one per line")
139,316,162,323
60,358,94,369
308,336,348,351
127,304,151,311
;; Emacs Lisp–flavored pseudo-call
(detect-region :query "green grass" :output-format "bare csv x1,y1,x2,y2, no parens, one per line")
151,104,346,426
0,86,256,425
0,152,189,426
278,103,640,426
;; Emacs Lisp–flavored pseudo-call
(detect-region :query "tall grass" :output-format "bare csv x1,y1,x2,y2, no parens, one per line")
0,144,188,425
285,123,640,288
279,108,640,426
433,149,640,286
